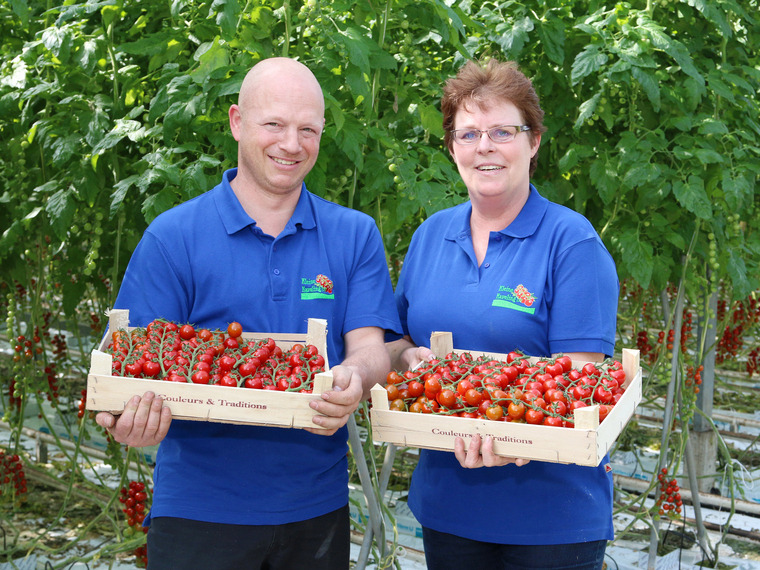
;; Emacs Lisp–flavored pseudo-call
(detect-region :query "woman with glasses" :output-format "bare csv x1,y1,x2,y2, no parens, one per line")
388,59,619,569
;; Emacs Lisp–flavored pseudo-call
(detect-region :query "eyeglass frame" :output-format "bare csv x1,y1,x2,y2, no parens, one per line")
449,125,532,145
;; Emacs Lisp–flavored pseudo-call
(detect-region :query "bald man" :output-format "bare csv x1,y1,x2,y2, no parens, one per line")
96,57,401,569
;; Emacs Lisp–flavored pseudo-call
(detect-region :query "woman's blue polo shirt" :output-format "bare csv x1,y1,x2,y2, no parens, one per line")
396,185,619,545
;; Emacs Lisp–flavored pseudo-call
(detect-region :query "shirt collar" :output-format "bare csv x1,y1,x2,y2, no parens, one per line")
444,184,548,241
216,168,317,235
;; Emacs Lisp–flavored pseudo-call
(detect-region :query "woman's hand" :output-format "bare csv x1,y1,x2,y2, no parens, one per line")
454,434,531,469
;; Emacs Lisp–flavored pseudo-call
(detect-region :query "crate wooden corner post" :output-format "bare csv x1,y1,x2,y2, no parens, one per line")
621,348,640,389
86,308,126,413
306,318,329,370
430,331,454,357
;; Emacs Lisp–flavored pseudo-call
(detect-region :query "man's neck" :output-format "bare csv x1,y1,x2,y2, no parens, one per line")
230,173,301,237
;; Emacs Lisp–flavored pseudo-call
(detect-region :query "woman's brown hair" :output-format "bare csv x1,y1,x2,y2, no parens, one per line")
441,59,546,175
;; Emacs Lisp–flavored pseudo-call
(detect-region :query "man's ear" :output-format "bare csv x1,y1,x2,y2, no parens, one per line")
229,104,242,142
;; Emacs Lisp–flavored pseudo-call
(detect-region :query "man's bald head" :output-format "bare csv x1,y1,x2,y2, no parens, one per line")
238,57,325,117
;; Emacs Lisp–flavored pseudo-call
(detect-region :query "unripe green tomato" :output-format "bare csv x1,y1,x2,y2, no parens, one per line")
389,163,398,172
385,149,394,158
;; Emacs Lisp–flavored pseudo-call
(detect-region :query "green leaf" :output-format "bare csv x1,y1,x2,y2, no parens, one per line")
536,14,565,65
326,95,345,132
726,248,751,300
574,93,600,130
142,187,179,223
694,148,724,165
631,66,660,112
672,176,712,219
334,115,367,169
496,16,534,57
110,174,141,216
619,230,653,288
571,46,607,85
46,185,77,241
9,0,29,27
163,94,203,141
589,157,619,204
419,104,444,139
191,38,230,85
664,229,687,251
558,147,579,173
339,27,372,74
100,5,121,29
685,0,732,37
41,25,72,62
706,70,736,103
51,135,80,166
722,171,751,212
638,17,704,89
91,119,146,155
211,0,240,40
698,119,728,136
344,66,370,105
622,164,656,189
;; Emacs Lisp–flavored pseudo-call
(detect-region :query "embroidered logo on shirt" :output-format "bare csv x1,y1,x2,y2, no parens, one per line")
492,284,536,314
301,274,335,300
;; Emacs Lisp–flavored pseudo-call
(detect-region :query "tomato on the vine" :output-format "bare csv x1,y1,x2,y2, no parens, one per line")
179,324,195,340
525,409,544,424
437,389,457,409
227,321,243,338
507,400,526,420
485,405,504,421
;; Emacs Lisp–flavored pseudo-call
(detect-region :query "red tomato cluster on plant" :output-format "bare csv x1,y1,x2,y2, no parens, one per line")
656,467,682,518
119,480,149,566
716,298,760,365
0,451,27,501
384,351,628,428
105,319,326,392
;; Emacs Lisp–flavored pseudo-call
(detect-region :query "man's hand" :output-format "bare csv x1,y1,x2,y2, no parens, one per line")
307,326,388,436
454,434,530,469
95,391,172,447
305,364,364,436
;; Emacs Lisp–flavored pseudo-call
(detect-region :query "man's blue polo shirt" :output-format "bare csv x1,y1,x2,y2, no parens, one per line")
395,185,619,545
114,168,401,525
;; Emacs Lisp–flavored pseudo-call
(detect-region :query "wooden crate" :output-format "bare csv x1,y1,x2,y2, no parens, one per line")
370,332,642,467
86,309,333,429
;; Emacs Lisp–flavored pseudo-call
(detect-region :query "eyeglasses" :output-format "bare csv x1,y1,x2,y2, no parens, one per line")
450,125,531,145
